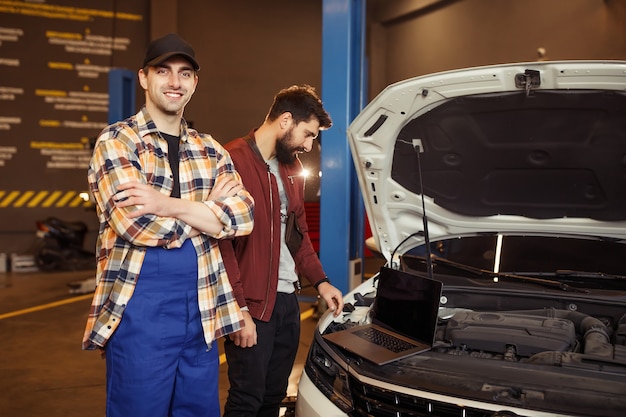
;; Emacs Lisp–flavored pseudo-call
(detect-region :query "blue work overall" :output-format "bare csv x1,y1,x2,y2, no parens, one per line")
105,240,220,417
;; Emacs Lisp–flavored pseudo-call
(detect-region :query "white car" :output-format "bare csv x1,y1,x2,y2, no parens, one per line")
297,61,626,417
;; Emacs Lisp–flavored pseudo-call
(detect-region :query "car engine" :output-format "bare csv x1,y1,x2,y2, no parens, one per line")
439,309,626,368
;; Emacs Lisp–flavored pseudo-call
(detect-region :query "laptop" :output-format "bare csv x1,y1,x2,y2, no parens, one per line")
323,266,443,365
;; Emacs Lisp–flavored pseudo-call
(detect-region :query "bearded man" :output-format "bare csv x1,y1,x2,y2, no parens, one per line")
220,85,344,417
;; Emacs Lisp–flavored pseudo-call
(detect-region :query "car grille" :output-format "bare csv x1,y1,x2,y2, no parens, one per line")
349,377,520,417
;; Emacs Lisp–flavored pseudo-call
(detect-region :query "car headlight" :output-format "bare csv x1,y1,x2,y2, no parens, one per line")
304,333,354,414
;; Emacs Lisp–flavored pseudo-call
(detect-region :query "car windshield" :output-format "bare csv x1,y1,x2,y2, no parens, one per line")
401,235,626,291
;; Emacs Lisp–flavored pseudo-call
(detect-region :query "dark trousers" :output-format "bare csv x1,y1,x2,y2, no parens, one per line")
223,292,301,417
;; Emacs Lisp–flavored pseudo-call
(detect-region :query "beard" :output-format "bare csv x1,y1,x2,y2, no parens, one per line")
275,127,304,164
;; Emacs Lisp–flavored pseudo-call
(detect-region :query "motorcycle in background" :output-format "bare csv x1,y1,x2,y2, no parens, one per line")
34,216,95,272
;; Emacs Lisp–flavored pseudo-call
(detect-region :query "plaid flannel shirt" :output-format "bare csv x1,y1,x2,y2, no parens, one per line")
82,106,254,350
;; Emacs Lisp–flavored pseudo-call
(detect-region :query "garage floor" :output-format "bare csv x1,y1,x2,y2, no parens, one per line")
0,256,384,417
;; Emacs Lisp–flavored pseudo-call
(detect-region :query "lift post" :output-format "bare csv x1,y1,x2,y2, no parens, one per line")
320,0,367,294
108,68,136,124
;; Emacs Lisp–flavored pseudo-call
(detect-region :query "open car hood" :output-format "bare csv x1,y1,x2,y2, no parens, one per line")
347,61,626,263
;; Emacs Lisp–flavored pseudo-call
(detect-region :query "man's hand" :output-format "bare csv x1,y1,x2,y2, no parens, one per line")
114,181,173,218
209,177,244,200
228,310,257,348
317,282,344,317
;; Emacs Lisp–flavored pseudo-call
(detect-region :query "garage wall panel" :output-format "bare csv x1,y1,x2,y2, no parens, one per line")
0,0,148,252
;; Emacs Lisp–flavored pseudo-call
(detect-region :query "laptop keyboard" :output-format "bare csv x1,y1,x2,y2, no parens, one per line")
353,327,417,353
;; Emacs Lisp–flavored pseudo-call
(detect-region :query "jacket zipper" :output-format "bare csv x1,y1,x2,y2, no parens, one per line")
260,164,273,320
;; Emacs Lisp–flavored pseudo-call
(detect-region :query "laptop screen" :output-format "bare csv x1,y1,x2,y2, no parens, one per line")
372,266,443,343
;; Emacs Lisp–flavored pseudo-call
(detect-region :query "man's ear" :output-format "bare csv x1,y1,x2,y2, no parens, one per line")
279,112,292,129
138,68,148,90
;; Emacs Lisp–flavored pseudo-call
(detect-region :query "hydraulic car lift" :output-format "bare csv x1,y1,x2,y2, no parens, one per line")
320,0,367,294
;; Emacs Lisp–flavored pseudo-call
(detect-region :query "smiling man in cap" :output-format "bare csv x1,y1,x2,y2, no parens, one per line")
83,33,254,417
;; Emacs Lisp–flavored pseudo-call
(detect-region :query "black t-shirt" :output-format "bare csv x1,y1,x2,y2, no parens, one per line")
161,132,181,198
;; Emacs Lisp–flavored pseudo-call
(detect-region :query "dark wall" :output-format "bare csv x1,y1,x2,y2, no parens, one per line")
180,1,324,146
367,0,626,98
180,0,325,204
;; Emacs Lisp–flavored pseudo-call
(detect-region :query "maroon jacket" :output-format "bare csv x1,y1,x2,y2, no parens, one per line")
220,131,327,322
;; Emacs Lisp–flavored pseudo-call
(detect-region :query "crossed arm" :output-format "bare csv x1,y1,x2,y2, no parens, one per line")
114,177,244,236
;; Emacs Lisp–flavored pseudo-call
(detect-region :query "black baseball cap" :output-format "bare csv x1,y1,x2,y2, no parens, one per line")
142,33,200,71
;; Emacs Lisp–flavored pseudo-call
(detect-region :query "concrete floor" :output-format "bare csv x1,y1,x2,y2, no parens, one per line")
0,257,383,417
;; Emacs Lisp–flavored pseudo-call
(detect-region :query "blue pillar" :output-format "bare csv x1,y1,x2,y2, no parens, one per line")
108,68,136,124
320,0,367,294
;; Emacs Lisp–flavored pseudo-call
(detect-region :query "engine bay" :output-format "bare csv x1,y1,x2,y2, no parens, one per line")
437,309,626,369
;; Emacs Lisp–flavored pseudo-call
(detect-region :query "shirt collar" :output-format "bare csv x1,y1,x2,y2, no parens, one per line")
136,105,192,143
